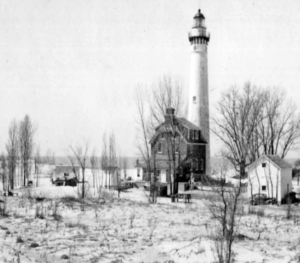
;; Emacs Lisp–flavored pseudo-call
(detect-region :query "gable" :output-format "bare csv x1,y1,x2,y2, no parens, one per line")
149,117,207,145
266,155,292,170
247,155,292,172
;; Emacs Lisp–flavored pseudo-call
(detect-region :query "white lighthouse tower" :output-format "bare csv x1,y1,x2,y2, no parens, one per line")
188,9,211,175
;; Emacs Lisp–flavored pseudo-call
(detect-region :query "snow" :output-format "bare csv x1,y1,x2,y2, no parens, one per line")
1,177,300,262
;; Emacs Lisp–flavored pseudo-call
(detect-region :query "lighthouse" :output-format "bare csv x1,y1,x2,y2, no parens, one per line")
188,9,211,175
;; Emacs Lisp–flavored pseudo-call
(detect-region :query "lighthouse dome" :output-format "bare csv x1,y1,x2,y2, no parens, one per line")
192,9,206,28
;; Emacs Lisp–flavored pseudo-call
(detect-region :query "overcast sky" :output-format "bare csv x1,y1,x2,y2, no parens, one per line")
0,0,300,158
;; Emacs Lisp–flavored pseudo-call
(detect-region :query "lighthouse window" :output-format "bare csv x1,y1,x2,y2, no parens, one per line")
193,96,197,103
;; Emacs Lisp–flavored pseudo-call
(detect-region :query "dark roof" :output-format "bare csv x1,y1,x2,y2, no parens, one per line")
134,160,144,168
194,9,205,20
266,155,292,169
103,166,120,171
54,165,80,174
177,118,201,131
153,118,201,132
149,117,207,144
247,155,292,171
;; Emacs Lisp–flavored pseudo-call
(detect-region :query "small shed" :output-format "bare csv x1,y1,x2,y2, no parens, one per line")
247,155,292,204
53,165,80,186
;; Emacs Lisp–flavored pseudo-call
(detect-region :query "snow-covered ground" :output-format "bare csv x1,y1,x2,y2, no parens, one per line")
1,180,300,262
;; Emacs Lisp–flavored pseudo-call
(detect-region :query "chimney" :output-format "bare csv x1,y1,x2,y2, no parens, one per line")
164,107,175,124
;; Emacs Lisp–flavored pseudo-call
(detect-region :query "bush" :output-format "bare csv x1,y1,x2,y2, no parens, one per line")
35,204,45,219
97,187,115,201
0,200,9,217
16,236,24,243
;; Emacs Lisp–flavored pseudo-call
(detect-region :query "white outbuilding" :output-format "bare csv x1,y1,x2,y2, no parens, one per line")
247,155,292,204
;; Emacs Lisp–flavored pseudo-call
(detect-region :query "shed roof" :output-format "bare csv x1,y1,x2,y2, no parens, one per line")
266,155,292,169
54,165,80,174
177,118,201,131
247,155,292,171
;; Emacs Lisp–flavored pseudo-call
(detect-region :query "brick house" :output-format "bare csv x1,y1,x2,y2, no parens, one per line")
149,108,207,189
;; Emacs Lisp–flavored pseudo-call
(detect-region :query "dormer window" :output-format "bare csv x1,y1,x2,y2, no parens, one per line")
191,130,194,140
262,163,266,168
194,159,199,171
194,130,198,140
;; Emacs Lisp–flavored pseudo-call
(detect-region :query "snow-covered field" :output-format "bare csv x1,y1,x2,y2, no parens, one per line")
1,183,300,262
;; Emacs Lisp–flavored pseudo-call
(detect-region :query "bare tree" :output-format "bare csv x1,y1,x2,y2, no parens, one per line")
134,75,186,187
163,112,187,196
208,158,243,263
100,132,123,198
90,149,99,195
108,133,118,189
258,88,300,158
122,156,128,181
212,83,266,177
34,146,42,187
0,153,7,191
18,115,36,186
6,120,19,190
134,86,152,181
44,149,56,164
148,75,186,129
68,140,90,199
213,83,300,177
101,133,109,188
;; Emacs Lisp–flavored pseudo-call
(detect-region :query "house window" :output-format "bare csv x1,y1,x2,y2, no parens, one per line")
161,133,165,139
194,159,199,171
193,96,196,103
156,169,161,182
137,168,140,177
262,185,266,191
262,163,266,168
195,130,199,140
191,130,194,140
179,167,183,177
158,143,162,153
200,159,204,171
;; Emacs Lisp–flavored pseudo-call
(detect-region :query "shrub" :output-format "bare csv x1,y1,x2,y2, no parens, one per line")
0,199,9,217
248,206,265,217
35,204,45,219
30,243,39,248
16,236,24,243
65,221,88,231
